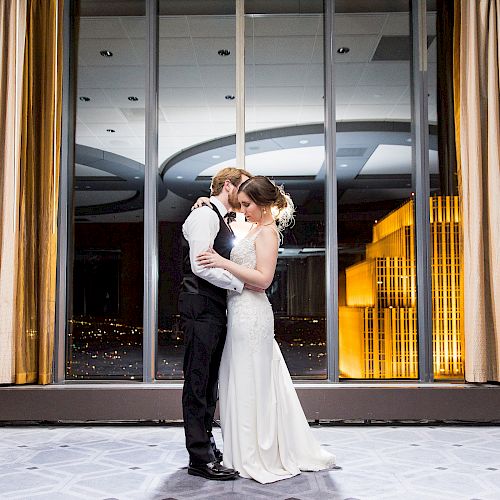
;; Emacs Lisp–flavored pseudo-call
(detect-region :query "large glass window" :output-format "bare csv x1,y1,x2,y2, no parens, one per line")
63,1,453,384
243,6,326,378
156,2,236,379
67,1,145,380
336,6,419,379
155,2,326,379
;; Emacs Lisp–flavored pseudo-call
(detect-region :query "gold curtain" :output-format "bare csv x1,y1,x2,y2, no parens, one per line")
0,0,26,384
456,0,500,382
15,0,63,384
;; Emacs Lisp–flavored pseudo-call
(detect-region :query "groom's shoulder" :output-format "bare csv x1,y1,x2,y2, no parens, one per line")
184,204,217,225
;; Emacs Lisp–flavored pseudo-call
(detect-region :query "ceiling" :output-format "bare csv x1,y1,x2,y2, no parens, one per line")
74,10,438,222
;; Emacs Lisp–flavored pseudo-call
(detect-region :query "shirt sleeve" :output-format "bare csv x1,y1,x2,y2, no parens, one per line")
182,207,244,293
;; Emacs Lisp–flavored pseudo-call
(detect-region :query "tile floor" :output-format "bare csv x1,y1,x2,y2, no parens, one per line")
0,424,499,499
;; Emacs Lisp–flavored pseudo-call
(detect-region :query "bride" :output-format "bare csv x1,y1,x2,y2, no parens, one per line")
196,175,335,484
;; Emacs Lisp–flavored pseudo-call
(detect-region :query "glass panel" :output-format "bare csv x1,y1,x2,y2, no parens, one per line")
67,1,145,380
243,5,326,378
336,5,419,379
428,4,464,380
156,2,236,379
156,1,326,380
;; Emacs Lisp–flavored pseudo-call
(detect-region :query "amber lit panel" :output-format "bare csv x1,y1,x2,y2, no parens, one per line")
346,257,415,309
430,196,463,378
339,196,463,380
339,307,364,378
372,200,414,243
345,261,376,307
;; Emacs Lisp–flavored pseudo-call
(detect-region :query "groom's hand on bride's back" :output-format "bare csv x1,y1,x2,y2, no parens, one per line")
244,283,266,293
191,196,212,211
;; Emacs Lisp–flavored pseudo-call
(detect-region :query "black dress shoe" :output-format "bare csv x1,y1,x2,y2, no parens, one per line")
188,461,239,481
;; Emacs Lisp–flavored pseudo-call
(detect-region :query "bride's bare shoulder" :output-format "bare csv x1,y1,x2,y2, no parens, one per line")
256,225,280,244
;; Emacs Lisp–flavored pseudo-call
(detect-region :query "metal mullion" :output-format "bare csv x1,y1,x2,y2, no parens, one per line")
236,0,245,169
324,0,339,382
143,0,159,383
411,0,434,382
54,0,75,383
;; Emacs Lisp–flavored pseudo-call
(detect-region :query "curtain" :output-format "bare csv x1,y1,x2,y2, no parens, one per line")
458,0,500,382
14,0,63,384
0,0,26,384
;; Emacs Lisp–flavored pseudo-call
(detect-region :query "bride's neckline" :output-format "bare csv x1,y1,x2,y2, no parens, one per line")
243,222,277,240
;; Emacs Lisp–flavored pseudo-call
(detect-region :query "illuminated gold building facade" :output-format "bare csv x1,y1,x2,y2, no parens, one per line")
339,196,463,379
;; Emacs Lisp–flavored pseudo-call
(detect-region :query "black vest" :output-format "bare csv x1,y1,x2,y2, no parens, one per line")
181,204,235,305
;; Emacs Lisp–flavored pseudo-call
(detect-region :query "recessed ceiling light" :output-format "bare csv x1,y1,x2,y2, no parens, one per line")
85,186,91,189
339,163,348,168
225,95,235,100
133,176,140,179
212,154,221,159
406,138,412,143
337,47,350,54
79,96,91,102
128,96,139,101
100,50,113,57
217,49,231,56
106,129,116,133
299,139,309,145
176,175,183,179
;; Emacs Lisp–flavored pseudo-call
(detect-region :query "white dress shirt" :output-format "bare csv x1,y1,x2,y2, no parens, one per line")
182,196,244,293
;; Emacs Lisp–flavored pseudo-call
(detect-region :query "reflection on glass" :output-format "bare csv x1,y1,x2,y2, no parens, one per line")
429,4,464,379
157,4,237,379
340,200,417,378
67,0,145,380
336,7,418,379
244,9,326,378
430,196,462,378
156,4,326,379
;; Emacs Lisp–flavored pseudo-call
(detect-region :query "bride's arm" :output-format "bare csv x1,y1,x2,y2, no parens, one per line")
196,228,279,289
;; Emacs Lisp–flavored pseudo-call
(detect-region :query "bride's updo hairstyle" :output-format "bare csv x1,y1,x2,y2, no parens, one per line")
238,175,295,232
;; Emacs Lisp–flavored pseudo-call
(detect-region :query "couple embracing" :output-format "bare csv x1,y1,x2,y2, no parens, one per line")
179,167,335,484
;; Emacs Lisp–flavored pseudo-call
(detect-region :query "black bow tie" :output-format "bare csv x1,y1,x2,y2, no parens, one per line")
224,211,236,223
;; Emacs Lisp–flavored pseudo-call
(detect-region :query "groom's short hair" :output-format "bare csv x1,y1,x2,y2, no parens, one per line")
210,167,253,196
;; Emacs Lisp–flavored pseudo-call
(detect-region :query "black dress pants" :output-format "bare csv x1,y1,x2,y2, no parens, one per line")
179,292,227,465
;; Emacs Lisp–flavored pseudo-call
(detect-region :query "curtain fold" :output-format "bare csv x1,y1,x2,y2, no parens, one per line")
458,0,500,382
0,0,26,384
14,0,63,384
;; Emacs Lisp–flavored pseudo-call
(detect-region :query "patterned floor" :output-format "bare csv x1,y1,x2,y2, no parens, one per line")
0,424,499,499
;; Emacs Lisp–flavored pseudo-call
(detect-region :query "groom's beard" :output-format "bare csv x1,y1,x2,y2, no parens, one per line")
228,190,241,211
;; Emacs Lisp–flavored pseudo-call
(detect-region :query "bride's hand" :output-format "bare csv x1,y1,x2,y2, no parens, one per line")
196,248,227,269
191,196,212,211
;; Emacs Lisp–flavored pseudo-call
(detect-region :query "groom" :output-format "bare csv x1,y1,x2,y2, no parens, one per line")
179,167,252,480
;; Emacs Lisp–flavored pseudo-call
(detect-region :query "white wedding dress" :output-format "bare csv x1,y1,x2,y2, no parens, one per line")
218,228,335,484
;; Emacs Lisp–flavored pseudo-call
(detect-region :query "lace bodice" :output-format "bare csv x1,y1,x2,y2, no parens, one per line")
230,230,260,269
229,225,280,270
227,227,273,352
